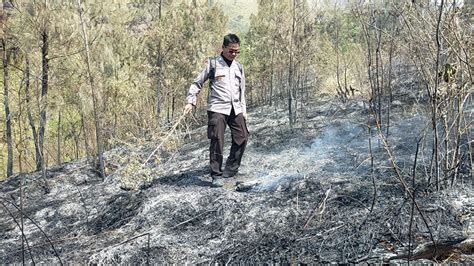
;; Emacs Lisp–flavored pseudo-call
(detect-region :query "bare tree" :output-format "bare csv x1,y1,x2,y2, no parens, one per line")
2,17,13,178
77,0,105,177
24,57,42,172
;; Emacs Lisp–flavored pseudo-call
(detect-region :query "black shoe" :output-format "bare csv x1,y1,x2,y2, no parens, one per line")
223,170,238,178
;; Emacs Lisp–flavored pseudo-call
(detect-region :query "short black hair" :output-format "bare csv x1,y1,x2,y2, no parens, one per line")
223,34,240,47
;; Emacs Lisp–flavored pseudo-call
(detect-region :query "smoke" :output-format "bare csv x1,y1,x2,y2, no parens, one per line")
250,122,367,192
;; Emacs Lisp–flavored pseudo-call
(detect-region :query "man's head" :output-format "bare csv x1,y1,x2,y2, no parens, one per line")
222,33,240,61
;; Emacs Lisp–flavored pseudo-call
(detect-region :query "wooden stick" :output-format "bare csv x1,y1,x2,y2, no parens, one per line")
303,188,331,229
172,209,218,229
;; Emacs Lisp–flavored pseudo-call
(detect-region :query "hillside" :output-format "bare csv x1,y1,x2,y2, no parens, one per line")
217,0,258,33
1,89,473,263
218,0,322,33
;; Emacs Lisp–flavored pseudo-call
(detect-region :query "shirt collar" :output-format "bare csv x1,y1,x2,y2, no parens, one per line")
220,53,233,67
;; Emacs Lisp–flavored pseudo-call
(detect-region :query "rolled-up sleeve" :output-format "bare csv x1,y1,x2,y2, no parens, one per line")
187,60,210,106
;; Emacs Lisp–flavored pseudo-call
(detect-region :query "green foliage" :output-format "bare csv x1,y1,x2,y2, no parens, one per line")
312,8,365,95
0,0,226,177
243,0,320,106
1,0,471,183
145,1,226,119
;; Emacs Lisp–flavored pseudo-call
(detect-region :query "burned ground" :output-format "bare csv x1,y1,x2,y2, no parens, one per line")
0,93,473,264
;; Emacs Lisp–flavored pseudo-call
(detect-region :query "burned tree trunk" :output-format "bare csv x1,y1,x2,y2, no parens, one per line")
38,28,49,172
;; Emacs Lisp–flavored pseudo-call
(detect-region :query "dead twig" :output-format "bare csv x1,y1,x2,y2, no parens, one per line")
351,254,378,263
114,197,224,254
409,138,422,262
303,188,331,229
172,208,219,229
19,173,26,265
115,232,150,248
6,235,86,258
366,110,377,213
147,233,150,266
296,224,345,241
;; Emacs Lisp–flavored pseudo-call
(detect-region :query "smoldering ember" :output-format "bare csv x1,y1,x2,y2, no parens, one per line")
1,87,473,263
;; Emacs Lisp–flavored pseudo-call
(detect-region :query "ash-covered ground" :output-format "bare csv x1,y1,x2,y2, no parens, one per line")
1,93,473,264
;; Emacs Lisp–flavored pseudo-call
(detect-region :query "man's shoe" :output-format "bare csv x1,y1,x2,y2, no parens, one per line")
212,177,224,187
223,170,238,178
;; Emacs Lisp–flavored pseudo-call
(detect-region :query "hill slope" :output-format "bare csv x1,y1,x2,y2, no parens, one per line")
1,92,473,263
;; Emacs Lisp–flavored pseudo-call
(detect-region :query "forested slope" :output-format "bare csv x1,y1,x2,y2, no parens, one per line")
0,0,472,263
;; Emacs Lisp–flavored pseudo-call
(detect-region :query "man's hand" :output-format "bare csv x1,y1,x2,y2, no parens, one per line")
243,113,248,120
184,103,194,115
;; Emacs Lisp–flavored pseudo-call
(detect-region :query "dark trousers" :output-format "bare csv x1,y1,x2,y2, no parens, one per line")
207,109,249,178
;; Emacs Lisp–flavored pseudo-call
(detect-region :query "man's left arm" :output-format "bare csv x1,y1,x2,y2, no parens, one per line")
240,66,246,118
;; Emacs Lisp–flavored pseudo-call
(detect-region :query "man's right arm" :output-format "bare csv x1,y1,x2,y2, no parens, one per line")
186,59,211,108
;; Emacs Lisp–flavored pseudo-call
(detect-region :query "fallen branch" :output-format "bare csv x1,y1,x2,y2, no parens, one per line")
387,236,474,261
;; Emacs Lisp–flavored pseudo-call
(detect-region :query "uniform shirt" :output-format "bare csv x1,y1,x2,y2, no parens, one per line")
187,55,246,116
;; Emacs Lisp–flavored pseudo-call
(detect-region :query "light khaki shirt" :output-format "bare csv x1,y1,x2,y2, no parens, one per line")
187,55,246,116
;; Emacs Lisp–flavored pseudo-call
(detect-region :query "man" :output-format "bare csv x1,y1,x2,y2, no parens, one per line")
184,33,248,187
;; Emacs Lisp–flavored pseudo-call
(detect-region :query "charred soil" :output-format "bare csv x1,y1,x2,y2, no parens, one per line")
1,94,473,264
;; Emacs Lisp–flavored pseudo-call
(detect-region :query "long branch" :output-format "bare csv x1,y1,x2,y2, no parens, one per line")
369,107,437,258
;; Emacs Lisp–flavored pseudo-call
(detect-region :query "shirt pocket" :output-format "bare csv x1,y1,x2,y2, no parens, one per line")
214,69,227,84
